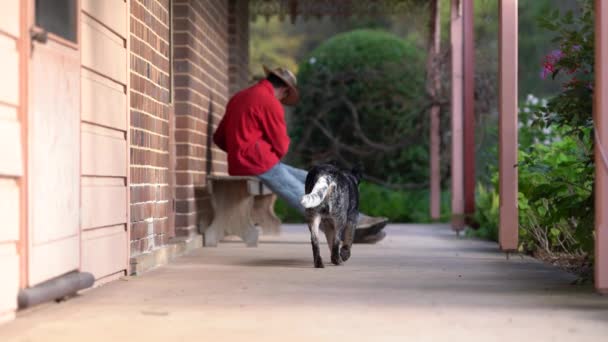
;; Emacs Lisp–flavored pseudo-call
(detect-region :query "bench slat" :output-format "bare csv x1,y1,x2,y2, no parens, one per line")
208,175,272,196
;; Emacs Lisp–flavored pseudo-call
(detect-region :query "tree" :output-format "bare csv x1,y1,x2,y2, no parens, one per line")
290,29,430,188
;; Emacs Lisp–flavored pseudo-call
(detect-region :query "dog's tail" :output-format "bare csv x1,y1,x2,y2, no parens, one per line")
300,176,335,209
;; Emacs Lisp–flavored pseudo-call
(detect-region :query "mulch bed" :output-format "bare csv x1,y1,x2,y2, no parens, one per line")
533,250,594,284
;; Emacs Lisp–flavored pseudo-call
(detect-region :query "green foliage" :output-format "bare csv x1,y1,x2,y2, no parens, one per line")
299,29,423,74
249,18,304,76
249,13,425,81
518,131,593,254
273,196,303,223
250,0,584,226
526,0,595,255
519,0,579,98
274,182,451,223
472,0,595,261
290,29,428,185
358,183,451,223
471,127,592,255
469,182,499,242
535,0,594,131
472,0,580,187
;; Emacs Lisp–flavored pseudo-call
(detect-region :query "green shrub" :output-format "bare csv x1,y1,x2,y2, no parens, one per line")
273,197,302,223
274,181,451,224
358,182,451,223
470,93,593,257
289,29,429,186
471,0,595,259
521,0,594,256
518,130,593,255
469,182,499,242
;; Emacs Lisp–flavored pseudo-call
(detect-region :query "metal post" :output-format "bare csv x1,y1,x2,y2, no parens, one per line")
498,0,518,251
450,0,465,231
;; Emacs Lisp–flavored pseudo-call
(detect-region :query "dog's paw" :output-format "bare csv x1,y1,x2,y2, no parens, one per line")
331,254,343,266
340,247,351,261
314,260,325,268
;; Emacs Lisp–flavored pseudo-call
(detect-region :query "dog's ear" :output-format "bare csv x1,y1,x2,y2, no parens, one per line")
350,165,363,183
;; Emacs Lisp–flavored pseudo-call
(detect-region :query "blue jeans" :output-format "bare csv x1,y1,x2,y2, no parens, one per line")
257,163,308,215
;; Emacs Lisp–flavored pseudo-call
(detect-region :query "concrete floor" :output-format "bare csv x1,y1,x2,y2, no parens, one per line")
1,224,608,342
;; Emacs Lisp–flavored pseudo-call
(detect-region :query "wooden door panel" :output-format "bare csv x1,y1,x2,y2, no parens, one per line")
28,0,81,285
29,236,79,286
29,40,80,244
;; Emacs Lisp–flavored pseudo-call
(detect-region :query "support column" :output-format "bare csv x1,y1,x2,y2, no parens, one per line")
594,0,608,294
498,0,518,251
428,0,441,221
463,0,476,223
450,0,465,231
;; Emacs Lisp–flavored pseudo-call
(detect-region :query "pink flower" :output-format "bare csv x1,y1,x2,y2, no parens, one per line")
540,49,563,79
549,49,564,60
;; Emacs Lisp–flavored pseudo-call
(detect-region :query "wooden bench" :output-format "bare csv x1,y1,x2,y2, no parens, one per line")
202,175,282,247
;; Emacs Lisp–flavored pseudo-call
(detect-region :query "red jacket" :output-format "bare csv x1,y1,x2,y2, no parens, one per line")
213,80,290,175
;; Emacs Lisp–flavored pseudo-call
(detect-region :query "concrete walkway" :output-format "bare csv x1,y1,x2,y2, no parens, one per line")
1,224,608,341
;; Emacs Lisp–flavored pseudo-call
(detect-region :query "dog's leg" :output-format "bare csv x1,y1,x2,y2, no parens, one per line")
321,220,334,255
340,221,356,262
308,215,324,268
329,219,343,265
331,237,342,265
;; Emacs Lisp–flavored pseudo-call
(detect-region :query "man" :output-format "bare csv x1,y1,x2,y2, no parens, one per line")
213,66,388,243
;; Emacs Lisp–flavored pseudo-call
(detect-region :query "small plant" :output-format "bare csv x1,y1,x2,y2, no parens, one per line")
469,182,499,242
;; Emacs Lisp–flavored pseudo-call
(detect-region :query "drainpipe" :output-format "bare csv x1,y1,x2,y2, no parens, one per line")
17,271,95,309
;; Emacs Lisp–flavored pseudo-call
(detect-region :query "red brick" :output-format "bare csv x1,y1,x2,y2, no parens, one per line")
131,221,149,240
129,0,248,254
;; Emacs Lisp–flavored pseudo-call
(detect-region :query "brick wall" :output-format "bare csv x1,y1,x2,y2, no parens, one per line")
228,0,250,95
129,0,173,256
129,0,250,246
173,0,232,237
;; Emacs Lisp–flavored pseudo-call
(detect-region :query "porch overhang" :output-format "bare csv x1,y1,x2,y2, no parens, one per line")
249,0,417,22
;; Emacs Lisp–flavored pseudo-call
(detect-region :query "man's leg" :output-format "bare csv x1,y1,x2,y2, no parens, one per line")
257,163,306,215
281,163,308,183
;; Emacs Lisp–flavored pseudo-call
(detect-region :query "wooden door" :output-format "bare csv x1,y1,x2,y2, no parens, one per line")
28,0,81,286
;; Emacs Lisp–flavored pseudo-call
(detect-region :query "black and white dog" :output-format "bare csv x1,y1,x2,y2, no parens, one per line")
300,163,362,268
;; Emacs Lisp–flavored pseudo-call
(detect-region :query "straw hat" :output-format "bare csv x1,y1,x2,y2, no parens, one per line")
263,65,300,105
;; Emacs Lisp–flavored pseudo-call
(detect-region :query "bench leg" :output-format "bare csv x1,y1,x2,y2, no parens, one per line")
252,194,282,235
204,180,258,247
241,224,259,247
203,224,221,247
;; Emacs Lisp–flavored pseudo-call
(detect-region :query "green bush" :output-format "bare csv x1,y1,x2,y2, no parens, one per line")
469,182,499,242
472,1,595,263
522,0,594,256
358,183,451,223
274,182,451,224
470,93,592,257
273,197,302,223
289,29,429,186
518,130,593,254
